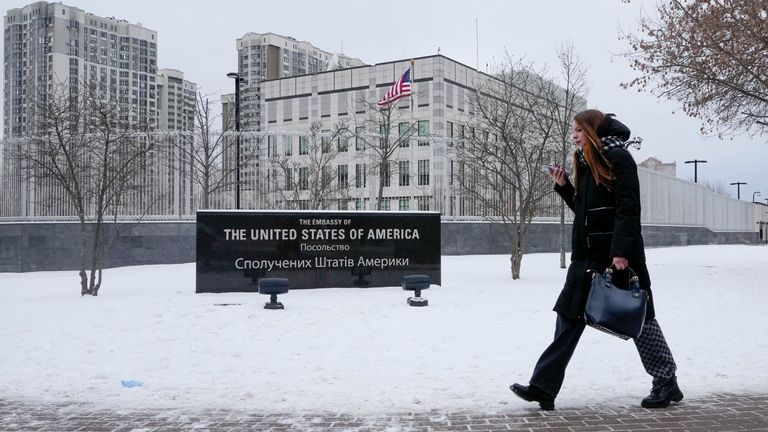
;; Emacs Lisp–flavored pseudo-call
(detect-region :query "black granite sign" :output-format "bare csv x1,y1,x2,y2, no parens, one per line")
196,210,441,292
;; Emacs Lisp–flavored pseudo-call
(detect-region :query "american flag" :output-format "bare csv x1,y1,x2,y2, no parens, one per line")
377,68,412,107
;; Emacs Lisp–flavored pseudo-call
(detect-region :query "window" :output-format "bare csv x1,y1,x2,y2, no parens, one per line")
418,160,430,186
338,129,349,152
299,136,308,155
399,197,410,211
417,83,429,107
322,166,333,187
398,160,410,186
298,167,309,190
337,164,348,188
268,135,277,157
355,198,369,210
379,124,389,149
320,94,330,117
355,163,367,188
321,130,331,153
398,122,410,147
285,168,294,190
283,135,292,156
417,196,430,211
380,198,391,211
355,126,366,151
418,120,429,146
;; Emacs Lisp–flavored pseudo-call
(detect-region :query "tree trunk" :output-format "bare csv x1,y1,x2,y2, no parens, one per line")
510,226,523,280
84,214,104,296
202,177,209,209
79,215,89,296
376,161,386,210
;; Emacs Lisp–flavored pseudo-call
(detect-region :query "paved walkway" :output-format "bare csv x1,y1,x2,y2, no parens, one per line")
1,393,766,431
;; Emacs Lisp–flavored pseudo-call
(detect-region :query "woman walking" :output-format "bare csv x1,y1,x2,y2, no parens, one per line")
510,109,683,411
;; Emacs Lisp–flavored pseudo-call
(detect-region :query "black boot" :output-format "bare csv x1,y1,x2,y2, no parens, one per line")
510,383,555,411
641,376,684,408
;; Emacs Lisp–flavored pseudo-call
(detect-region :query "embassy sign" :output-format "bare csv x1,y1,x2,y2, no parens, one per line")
196,210,441,292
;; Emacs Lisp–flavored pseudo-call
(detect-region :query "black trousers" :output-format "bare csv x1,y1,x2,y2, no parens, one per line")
529,314,677,397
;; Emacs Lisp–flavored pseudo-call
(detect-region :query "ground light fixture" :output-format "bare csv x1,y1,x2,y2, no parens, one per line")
258,278,290,309
402,275,431,307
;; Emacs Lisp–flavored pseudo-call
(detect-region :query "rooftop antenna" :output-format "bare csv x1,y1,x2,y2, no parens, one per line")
476,18,479,70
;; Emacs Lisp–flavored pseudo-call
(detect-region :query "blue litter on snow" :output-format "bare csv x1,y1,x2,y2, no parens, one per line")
121,380,143,388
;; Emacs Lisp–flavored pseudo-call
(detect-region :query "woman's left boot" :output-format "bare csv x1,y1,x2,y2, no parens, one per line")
641,376,684,408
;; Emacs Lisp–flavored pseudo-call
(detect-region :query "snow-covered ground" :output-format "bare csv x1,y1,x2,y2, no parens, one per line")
1,245,767,415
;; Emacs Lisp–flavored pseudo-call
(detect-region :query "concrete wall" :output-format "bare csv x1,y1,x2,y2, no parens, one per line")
440,222,758,255
0,220,759,272
0,222,195,272
638,167,755,231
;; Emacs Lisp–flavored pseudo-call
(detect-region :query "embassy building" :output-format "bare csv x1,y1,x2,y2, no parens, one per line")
246,54,504,216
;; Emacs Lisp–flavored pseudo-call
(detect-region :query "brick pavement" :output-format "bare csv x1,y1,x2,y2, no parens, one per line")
1,393,766,432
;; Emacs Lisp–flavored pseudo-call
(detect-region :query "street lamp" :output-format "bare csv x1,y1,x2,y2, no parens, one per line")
730,181,747,199
227,72,247,209
684,159,707,183
753,191,762,202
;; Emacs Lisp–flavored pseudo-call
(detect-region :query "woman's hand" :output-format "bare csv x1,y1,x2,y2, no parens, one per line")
612,257,628,270
548,166,567,186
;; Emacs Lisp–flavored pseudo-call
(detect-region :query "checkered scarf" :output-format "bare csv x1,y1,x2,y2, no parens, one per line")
576,136,625,166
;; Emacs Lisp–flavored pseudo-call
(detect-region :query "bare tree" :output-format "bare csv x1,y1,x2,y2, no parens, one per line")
547,42,588,268
167,93,263,210
268,120,350,210
623,0,768,137
351,100,419,210
21,81,156,296
702,179,731,196
454,57,561,279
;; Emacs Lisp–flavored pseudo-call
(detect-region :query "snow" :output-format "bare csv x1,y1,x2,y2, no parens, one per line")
1,245,767,415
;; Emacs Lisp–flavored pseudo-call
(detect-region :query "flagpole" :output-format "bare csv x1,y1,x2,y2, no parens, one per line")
410,58,415,121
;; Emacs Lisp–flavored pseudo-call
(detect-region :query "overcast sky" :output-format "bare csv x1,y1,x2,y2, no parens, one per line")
3,0,767,202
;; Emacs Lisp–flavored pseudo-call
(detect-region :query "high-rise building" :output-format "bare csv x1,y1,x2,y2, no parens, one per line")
4,1,159,138
157,69,196,132
221,33,365,209
234,32,365,132
157,69,197,216
2,2,196,218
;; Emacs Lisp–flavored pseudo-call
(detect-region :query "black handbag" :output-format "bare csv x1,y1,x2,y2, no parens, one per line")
584,267,648,340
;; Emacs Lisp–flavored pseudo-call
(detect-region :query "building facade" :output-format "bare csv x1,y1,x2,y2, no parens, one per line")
2,2,196,218
251,55,497,215
639,156,677,177
156,69,197,216
234,32,365,132
4,1,159,138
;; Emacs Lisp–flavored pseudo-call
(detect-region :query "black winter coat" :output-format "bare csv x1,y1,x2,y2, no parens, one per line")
553,146,655,320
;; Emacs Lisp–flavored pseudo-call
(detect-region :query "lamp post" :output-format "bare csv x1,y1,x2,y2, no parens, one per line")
753,191,762,202
730,181,747,199
684,159,707,183
227,72,246,209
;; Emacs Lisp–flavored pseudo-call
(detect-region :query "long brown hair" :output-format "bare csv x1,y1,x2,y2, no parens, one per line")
573,109,614,188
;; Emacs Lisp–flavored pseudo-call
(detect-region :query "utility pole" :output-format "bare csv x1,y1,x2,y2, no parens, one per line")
730,181,747,199
684,159,707,183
